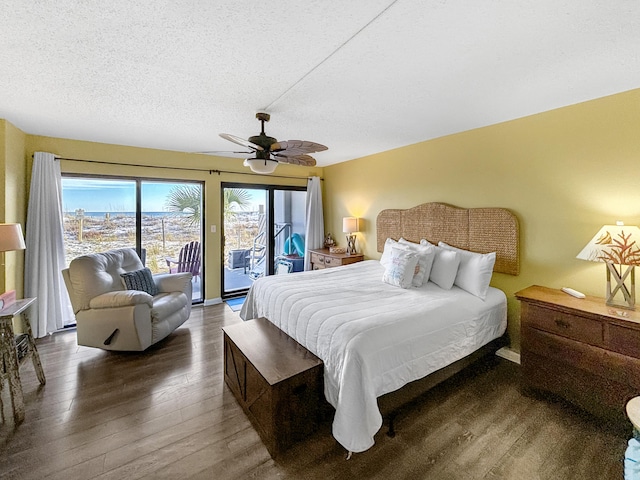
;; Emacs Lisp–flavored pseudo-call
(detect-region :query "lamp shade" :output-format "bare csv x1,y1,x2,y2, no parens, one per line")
0,223,26,252
576,224,640,266
243,158,278,174
342,217,359,234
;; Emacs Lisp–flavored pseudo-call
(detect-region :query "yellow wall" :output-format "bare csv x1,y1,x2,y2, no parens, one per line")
324,88,640,351
0,120,27,295
23,134,323,301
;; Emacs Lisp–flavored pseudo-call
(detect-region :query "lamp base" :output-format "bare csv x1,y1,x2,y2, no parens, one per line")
605,263,635,310
345,234,356,255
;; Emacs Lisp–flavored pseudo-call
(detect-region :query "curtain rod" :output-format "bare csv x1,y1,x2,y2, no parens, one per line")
49,156,322,181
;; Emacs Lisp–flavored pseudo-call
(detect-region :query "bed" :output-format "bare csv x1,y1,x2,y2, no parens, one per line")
240,202,519,454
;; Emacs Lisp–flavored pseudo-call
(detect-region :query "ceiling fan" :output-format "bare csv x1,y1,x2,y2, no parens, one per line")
219,112,328,174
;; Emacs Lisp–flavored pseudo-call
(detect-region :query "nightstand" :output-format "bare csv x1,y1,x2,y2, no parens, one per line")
516,285,640,425
308,248,364,270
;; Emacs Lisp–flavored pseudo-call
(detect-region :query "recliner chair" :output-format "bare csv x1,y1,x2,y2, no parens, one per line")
62,248,192,351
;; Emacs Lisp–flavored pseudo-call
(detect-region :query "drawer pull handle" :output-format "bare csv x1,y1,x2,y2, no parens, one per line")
555,319,571,329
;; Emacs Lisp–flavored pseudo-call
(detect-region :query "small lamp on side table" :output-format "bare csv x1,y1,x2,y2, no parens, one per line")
342,217,359,255
576,222,640,310
0,223,26,309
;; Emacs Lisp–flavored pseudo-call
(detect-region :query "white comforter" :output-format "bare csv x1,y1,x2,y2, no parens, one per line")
240,260,507,453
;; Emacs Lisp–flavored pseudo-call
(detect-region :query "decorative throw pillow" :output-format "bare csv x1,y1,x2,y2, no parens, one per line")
398,238,436,287
379,237,398,269
421,240,460,290
121,268,158,296
438,242,496,300
382,247,419,289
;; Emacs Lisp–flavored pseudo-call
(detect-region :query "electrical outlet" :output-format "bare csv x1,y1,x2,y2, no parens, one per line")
210,225,216,233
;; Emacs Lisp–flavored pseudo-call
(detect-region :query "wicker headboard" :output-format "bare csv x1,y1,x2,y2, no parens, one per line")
376,202,520,275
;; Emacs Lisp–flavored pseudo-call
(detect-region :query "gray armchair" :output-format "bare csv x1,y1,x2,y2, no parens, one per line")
62,248,192,351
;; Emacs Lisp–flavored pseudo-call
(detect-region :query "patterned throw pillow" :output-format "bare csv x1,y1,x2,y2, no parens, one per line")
382,247,419,289
398,238,436,287
120,268,158,296
379,237,398,268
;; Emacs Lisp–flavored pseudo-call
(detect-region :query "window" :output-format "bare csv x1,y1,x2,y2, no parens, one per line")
61,176,204,302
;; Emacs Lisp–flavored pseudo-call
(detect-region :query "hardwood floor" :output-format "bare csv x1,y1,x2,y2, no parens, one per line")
0,304,629,479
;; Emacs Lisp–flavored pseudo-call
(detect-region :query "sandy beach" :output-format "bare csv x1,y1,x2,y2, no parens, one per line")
63,213,201,274
63,212,262,274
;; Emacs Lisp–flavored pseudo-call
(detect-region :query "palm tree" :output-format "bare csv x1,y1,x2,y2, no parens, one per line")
224,188,252,221
165,185,202,226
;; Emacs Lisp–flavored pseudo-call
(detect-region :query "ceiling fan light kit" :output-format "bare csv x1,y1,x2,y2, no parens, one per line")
243,158,279,174
219,112,327,175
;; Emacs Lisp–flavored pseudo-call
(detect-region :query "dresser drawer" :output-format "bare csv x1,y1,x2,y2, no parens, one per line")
341,256,363,266
609,323,640,358
310,252,325,266
323,256,343,267
522,303,604,347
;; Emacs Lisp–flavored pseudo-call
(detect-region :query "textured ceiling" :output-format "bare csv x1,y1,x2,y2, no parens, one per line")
1,1,639,166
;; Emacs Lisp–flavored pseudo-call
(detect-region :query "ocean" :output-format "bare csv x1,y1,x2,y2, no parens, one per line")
65,211,188,218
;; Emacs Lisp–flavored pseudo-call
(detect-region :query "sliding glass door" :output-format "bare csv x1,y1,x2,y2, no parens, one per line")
141,182,203,302
222,183,306,298
61,176,204,303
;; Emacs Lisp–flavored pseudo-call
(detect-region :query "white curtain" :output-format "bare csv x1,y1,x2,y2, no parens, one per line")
24,152,74,338
304,176,324,271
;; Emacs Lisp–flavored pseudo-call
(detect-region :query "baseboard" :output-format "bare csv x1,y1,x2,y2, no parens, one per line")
204,297,222,306
495,346,521,364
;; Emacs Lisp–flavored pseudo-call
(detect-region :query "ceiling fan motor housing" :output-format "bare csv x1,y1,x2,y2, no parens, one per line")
248,133,278,157
249,111,277,156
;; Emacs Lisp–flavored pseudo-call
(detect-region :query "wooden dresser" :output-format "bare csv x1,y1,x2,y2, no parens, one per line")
308,248,364,270
516,285,640,424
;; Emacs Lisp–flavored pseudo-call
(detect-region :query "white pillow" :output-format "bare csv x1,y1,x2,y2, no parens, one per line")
438,242,497,299
379,237,398,269
398,238,436,287
382,246,419,289
425,246,460,290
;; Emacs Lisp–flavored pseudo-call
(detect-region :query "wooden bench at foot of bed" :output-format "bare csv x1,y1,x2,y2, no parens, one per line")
222,317,324,457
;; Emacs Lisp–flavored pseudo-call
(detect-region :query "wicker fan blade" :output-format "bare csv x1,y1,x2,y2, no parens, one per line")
197,150,254,155
270,140,327,156
273,154,317,167
219,133,264,151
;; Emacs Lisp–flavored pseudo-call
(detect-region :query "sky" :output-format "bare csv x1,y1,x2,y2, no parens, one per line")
62,178,266,213
62,179,187,212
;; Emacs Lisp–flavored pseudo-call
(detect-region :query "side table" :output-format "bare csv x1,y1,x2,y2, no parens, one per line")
0,297,46,423
517,285,640,425
308,248,364,270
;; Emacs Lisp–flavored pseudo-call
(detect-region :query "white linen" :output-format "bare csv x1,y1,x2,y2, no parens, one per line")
240,260,507,453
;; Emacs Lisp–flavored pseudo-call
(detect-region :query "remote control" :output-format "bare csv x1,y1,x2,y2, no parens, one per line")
562,287,585,298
